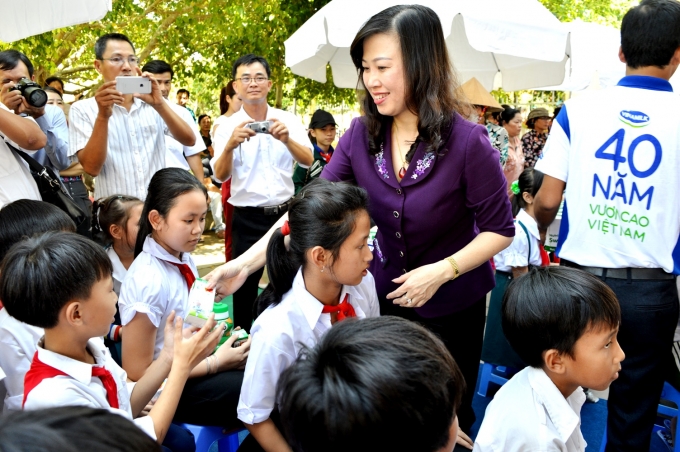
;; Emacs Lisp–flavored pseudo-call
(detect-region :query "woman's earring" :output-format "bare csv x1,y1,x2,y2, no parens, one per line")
320,266,325,273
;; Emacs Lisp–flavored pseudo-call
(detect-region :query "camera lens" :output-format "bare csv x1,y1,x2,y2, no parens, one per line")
25,87,47,108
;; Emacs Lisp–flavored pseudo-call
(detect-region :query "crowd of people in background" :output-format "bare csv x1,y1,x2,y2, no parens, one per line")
0,0,679,451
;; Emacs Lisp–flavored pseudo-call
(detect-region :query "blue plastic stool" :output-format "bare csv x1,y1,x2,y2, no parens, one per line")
176,423,246,452
599,382,680,452
477,363,510,397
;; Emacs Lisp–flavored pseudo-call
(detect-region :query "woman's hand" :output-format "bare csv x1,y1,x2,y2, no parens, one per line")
214,328,251,371
386,261,451,308
204,259,250,300
457,429,474,450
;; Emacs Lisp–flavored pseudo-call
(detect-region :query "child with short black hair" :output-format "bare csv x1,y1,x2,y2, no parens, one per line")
0,200,76,411
0,231,224,444
276,316,465,452
473,266,624,451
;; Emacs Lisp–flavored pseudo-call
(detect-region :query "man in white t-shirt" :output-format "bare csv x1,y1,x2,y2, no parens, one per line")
211,54,313,330
534,1,680,449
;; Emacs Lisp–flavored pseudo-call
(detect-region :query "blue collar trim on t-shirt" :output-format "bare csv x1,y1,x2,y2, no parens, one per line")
617,75,673,92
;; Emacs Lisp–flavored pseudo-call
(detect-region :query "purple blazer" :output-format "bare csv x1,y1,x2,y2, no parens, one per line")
322,114,514,318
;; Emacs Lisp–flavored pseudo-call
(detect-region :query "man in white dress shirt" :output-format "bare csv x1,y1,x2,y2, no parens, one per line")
211,54,313,330
69,33,195,200
140,60,205,179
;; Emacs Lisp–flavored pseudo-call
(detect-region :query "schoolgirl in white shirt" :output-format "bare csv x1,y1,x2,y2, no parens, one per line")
0,199,76,411
237,179,380,451
118,168,250,428
482,168,547,370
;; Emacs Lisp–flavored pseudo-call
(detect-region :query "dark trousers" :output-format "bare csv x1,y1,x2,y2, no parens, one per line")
232,207,284,332
602,276,679,451
173,370,244,429
162,423,196,452
61,177,92,238
381,296,486,433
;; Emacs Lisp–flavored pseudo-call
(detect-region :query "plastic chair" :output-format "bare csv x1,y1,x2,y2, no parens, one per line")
477,363,510,397
599,382,680,452
177,423,246,452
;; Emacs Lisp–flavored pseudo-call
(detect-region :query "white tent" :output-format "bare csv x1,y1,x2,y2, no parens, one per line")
284,0,569,92
536,20,625,92
0,0,111,43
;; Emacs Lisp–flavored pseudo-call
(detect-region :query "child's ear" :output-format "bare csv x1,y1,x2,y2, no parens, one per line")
543,349,568,375
148,210,162,231
522,191,534,205
63,301,84,326
109,223,123,241
308,246,328,271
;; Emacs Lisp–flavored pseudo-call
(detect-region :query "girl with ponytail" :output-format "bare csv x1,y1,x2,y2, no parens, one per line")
118,168,248,429
238,178,379,451
481,167,549,371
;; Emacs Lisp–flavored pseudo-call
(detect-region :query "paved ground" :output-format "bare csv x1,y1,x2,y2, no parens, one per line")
193,230,227,278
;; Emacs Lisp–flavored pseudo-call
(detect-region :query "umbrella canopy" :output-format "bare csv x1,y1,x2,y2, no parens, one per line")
284,0,569,92
0,0,111,43
536,20,625,92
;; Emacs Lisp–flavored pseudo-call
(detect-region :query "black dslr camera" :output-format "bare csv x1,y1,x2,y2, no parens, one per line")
9,78,47,108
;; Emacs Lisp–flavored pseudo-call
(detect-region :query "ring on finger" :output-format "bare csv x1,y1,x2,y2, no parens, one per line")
406,298,412,304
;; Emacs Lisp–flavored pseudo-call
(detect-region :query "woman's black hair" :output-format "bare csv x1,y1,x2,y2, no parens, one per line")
512,168,544,217
0,406,160,452
349,5,469,161
499,106,521,127
255,179,369,318
0,200,76,263
134,168,208,257
219,81,237,115
92,195,143,246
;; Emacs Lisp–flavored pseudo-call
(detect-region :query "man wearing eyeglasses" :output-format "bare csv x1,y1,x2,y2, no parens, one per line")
69,33,195,200
211,53,314,331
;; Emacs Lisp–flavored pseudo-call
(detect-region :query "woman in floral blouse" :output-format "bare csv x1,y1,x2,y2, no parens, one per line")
521,107,551,168
500,106,525,191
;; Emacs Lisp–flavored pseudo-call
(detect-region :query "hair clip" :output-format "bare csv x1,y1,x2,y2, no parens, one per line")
281,220,290,236
511,180,520,195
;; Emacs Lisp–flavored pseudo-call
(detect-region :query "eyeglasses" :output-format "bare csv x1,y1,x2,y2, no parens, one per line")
100,56,140,66
237,76,268,84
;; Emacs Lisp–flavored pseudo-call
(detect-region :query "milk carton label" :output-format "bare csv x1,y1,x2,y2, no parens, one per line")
188,278,214,316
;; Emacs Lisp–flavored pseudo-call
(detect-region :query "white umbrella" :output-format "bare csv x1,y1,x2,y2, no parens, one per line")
0,0,111,43
284,0,569,92
536,20,625,92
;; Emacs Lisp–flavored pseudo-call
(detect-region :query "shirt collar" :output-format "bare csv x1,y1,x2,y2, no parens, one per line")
290,268,368,330
617,75,673,92
527,367,586,443
36,337,109,385
141,235,191,265
516,210,540,240
107,247,127,283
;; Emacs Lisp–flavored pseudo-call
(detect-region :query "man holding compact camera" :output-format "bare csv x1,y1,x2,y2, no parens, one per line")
0,50,70,175
69,33,195,200
211,53,313,330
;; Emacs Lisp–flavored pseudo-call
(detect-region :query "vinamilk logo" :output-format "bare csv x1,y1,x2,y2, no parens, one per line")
619,110,650,128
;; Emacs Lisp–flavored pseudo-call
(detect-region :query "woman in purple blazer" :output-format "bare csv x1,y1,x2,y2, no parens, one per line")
207,4,514,440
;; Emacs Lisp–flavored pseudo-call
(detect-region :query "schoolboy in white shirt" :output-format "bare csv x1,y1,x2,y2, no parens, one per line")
0,231,225,443
473,267,624,452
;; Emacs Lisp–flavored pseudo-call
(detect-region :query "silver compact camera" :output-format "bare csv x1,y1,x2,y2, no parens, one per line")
246,120,272,134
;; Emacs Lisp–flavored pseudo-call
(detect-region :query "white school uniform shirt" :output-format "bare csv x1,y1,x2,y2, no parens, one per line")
473,366,587,452
118,235,197,359
0,103,41,208
165,100,206,171
494,209,543,272
0,308,43,411
107,247,128,296
535,75,680,274
69,97,173,200
237,268,380,425
23,337,156,439
210,105,313,207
